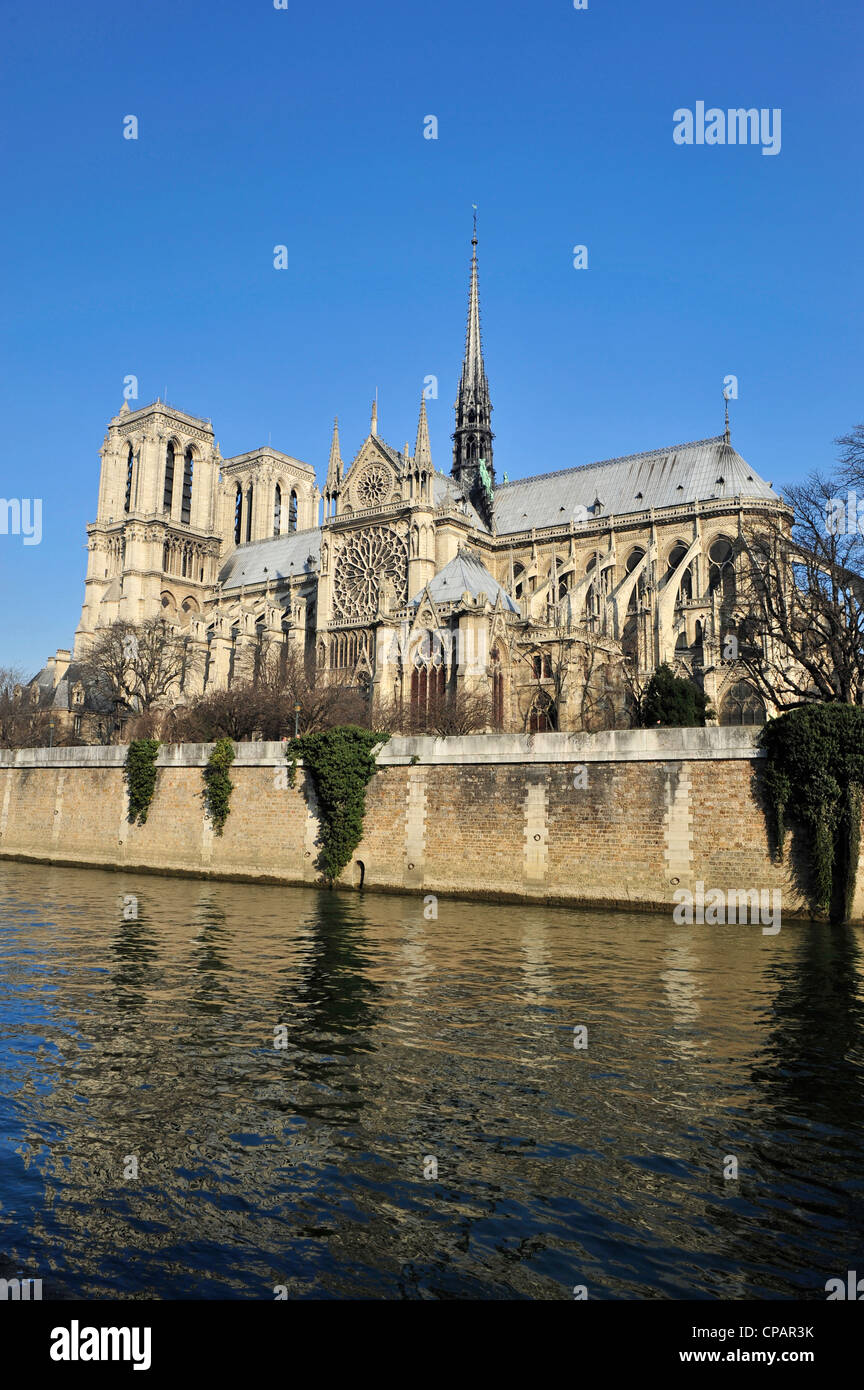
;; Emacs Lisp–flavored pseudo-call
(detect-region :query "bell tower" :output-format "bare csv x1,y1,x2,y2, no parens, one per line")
74,399,222,654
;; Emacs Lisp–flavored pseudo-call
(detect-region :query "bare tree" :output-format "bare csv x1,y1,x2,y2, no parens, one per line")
372,682,492,737
0,668,53,748
169,645,371,743
420,685,492,736
736,467,864,708
835,423,864,486
78,620,199,724
621,658,651,727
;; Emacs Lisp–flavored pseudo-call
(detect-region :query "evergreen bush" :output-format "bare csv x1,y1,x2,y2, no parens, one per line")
760,704,864,923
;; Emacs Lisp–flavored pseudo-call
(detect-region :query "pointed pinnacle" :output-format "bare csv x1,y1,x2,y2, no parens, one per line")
415,394,432,468
327,416,342,485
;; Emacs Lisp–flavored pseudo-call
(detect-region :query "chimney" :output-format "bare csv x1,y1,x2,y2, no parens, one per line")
53,649,72,686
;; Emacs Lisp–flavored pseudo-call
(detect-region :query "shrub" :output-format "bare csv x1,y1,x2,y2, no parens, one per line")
203,737,236,835
760,703,864,923
287,726,388,885
125,738,160,824
640,664,710,727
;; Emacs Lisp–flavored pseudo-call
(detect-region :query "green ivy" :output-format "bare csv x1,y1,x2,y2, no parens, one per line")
287,726,389,886
760,704,864,923
125,739,161,825
203,737,236,835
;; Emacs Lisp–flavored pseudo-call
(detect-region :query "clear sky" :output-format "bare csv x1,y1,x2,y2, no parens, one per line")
1,0,861,674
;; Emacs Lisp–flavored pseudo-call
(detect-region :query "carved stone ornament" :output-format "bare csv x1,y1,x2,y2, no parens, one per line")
332,525,408,621
353,462,392,509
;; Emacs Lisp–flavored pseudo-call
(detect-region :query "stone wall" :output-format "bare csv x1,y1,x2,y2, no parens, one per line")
0,729,859,920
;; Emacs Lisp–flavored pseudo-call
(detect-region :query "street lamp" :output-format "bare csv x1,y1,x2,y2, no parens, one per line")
294,702,301,738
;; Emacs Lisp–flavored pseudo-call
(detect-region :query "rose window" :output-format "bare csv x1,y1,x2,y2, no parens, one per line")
333,526,408,621
354,464,391,508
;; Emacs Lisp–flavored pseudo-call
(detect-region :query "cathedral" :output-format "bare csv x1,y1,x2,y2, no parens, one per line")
39,228,789,736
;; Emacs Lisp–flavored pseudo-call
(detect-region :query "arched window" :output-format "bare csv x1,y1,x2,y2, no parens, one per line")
531,651,553,680
709,537,736,604
585,557,604,629
163,443,175,513
181,448,193,525
234,485,242,545
719,681,766,726
410,636,447,730
528,691,556,733
626,547,646,612
491,647,504,729
513,563,525,599
289,489,298,532
274,485,282,537
667,542,693,603
124,444,134,512
245,486,253,542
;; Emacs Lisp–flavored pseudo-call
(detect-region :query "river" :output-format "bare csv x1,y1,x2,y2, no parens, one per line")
1,860,862,1299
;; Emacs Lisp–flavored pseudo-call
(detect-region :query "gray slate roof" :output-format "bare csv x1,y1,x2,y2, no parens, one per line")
29,662,114,713
431,471,487,529
493,436,778,534
411,550,518,612
219,528,321,590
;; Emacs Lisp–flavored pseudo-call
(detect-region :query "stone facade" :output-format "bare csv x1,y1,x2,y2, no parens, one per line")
40,230,791,734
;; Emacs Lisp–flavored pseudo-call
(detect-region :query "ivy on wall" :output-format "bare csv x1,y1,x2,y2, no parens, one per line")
760,704,864,923
203,738,236,835
287,726,388,886
125,739,161,825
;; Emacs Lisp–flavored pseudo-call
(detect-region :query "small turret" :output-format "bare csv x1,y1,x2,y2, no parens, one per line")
324,416,343,519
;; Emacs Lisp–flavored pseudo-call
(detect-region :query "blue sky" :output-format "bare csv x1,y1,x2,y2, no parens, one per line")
1,0,861,674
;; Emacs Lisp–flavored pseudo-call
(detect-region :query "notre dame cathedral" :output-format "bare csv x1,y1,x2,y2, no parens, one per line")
40,228,787,735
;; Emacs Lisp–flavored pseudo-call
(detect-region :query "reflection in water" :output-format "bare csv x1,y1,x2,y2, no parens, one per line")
0,860,862,1300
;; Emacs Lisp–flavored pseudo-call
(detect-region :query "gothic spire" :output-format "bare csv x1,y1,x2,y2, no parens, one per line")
462,215,486,395
326,416,342,488
452,215,494,528
415,395,432,470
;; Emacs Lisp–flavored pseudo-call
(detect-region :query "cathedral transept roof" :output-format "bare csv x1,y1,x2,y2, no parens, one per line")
410,549,519,613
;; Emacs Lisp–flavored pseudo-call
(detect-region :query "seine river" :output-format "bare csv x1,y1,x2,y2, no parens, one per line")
1,860,862,1300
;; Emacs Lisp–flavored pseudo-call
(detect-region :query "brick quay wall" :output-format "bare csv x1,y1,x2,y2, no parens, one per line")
0,729,857,920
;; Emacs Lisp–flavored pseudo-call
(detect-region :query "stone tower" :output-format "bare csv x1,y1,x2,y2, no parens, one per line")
74,399,223,654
